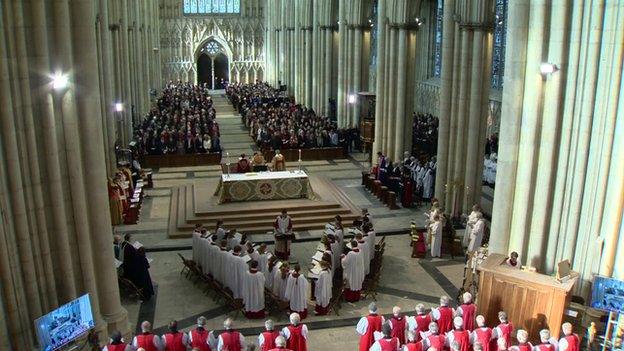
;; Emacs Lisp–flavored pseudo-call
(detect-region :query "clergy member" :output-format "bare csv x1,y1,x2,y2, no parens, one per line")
258,319,281,351
314,260,332,315
404,331,424,351
446,317,470,351
228,245,246,299
217,318,245,351
133,321,163,351
285,264,309,319
432,295,454,334
356,302,384,351
429,214,443,258
422,322,446,351
271,149,286,171
235,154,252,173
274,209,293,260
215,220,226,241
355,233,370,275
272,262,290,300
103,331,132,351
455,292,477,331
389,306,408,346
369,321,401,351
252,152,267,172
242,260,267,319
464,205,482,247
270,336,292,351
364,223,376,264
509,330,533,351
162,320,190,351
341,240,365,302
282,312,308,351
188,316,215,351
493,311,513,350
408,304,431,342
471,316,494,351
467,213,485,253
533,330,557,351
558,323,580,351
505,252,520,269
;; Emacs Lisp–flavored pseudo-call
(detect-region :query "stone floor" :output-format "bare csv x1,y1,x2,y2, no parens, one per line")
114,97,497,350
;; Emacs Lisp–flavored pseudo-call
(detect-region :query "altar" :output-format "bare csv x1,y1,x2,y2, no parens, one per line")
214,171,313,203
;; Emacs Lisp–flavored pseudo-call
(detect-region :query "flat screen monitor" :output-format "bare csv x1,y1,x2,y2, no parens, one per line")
34,294,95,351
590,275,624,313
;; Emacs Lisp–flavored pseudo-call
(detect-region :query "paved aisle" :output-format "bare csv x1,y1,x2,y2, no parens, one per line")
212,93,256,158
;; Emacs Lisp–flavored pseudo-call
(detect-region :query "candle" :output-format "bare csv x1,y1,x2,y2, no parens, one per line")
298,149,302,160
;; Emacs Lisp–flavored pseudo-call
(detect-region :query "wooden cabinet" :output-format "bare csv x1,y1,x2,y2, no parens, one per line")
477,254,577,342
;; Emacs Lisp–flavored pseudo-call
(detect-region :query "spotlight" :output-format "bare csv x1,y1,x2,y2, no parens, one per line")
114,102,124,112
415,17,424,26
51,72,69,90
540,63,559,75
348,94,357,104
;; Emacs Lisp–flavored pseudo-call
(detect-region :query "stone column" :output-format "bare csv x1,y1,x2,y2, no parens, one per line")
372,0,387,157
393,27,407,158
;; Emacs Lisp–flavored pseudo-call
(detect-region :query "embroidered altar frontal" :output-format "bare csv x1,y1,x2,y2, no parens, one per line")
214,171,312,203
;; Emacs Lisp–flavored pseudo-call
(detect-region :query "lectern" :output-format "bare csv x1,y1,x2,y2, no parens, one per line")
477,253,577,342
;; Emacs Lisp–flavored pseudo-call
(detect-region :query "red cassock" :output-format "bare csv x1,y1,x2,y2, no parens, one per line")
164,332,186,351
451,330,471,351
190,329,211,351
107,344,128,351
261,330,281,351
378,337,400,351
427,335,446,350
391,316,407,346
405,341,424,351
286,325,307,351
496,323,514,350
536,344,556,351
514,345,532,351
236,159,252,173
562,334,580,351
136,333,158,351
220,331,242,351
474,328,493,351
459,304,476,331
414,315,432,341
402,179,414,207
437,306,454,334
360,314,384,351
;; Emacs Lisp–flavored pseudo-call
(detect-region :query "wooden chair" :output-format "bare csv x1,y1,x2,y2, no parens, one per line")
178,253,195,278
118,276,144,300
379,186,388,202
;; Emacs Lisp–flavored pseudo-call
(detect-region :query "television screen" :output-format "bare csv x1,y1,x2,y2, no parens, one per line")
591,275,624,313
34,294,95,351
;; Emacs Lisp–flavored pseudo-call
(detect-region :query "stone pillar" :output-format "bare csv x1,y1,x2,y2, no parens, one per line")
372,0,387,158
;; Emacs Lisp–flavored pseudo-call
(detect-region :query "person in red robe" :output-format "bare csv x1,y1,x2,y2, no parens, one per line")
404,331,424,351
103,331,132,351
235,154,252,173
534,330,557,351
389,306,408,346
133,321,163,351
282,313,308,351
446,317,470,351
471,316,493,351
270,336,293,351
558,323,580,351
409,304,432,342
356,302,385,351
259,319,281,351
456,292,477,331
162,320,190,351
493,311,513,350
217,318,245,350
188,316,215,351
402,173,414,208
509,330,533,351
369,322,400,351
432,295,454,334
423,322,446,351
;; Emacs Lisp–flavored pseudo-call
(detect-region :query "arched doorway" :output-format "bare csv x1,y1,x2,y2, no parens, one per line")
196,40,229,89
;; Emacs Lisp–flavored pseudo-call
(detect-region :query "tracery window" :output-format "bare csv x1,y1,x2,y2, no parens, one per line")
200,41,223,56
432,0,444,78
491,0,508,90
183,0,241,14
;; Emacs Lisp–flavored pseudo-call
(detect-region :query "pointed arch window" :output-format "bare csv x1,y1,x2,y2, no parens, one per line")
183,0,240,14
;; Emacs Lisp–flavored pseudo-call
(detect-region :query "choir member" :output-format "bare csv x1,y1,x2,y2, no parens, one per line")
464,205,482,247
451,341,463,351
274,209,293,259
327,234,341,273
404,331,424,351
558,323,580,351
497,338,509,351
271,336,292,351
429,215,443,258
258,319,281,351
363,222,376,264
272,262,290,300
355,233,370,275
456,292,476,331
505,252,520,269
133,321,163,351
493,312,513,350
333,215,345,244
446,317,470,351
471,316,494,351
533,330,557,351
408,304,431,342
243,261,267,319
135,247,155,301
341,240,366,302
509,330,533,351
467,213,485,253
217,318,245,351
235,154,252,173
370,321,401,351
188,317,215,351
432,296,454,334
356,302,385,351
389,306,408,346
103,331,132,351
314,261,332,315
121,234,138,281
215,220,226,241
422,322,446,351
282,313,308,351
162,320,190,351
285,264,309,319
252,152,267,171
228,245,246,299
256,244,271,287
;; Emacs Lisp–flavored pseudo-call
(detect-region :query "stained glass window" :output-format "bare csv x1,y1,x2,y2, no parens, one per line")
183,0,240,14
432,0,444,78
491,0,508,90
201,41,222,56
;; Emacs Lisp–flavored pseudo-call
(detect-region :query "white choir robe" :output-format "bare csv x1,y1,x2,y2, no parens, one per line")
192,231,202,263
212,247,225,283
430,222,442,258
314,269,332,308
467,219,485,252
285,274,309,312
272,270,289,300
275,216,293,234
231,254,248,299
357,240,371,275
464,211,480,247
256,253,271,287
228,236,242,250
341,250,365,291
198,237,209,275
366,230,376,261
215,227,226,241
242,270,266,313
423,170,434,198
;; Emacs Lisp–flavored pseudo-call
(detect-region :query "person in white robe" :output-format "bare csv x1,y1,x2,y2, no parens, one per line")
355,233,371,275
429,215,443,258
242,261,266,319
364,223,376,262
422,167,434,200
229,246,246,299
192,226,202,263
284,264,309,318
214,240,228,284
273,210,293,260
464,205,482,248
255,244,271,285
328,234,342,274
215,220,226,241
199,235,212,276
341,240,366,302
272,262,290,300
314,261,332,315
467,214,485,253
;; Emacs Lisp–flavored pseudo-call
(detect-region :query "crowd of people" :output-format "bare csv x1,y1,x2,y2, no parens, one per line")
102,294,581,351
412,113,439,158
132,81,222,156
226,82,360,153
372,151,437,208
